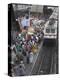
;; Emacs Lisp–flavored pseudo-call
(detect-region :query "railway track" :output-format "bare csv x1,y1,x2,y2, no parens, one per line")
37,43,56,75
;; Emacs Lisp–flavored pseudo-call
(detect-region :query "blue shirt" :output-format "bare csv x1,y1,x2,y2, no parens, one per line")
21,18,30,28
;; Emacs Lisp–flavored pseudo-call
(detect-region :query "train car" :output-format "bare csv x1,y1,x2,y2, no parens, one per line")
43,20,58,45
43,19,57,40
43,7,58,45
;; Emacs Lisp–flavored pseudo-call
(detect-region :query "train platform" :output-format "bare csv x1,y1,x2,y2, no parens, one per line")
24,41,43,75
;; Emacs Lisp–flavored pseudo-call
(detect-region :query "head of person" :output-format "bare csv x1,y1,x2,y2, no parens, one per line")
25,14,29,19
19,65,22,68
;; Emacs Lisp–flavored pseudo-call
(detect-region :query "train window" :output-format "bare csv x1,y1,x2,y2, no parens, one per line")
51,29,55,33
46,29,50,33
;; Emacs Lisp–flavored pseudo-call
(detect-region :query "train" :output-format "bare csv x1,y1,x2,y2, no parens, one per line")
43,19,57,40
43,7,58,45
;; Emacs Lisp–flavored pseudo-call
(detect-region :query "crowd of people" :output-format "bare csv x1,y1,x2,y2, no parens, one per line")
10,13,45,76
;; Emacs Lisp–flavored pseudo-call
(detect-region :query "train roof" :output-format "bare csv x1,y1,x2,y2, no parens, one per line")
45,20,57,28
49,7,58,20
44,7,58,28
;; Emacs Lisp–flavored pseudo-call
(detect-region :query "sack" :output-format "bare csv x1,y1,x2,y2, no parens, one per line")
27,27,35,35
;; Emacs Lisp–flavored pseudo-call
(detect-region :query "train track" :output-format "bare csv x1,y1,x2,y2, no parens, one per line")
37,43,56,75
